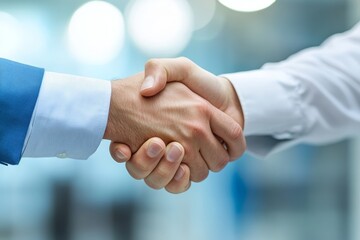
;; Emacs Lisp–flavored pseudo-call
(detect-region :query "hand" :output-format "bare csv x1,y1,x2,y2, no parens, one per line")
109,58,246,194
141,57,244,130
110,137,191,194
104,73,244,182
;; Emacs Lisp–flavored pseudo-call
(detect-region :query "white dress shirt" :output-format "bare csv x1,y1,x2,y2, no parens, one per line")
22,22,360,160
224,22,360,157
22,73,111,159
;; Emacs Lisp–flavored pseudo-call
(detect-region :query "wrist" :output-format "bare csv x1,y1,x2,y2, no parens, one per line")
103,81,115,140
219,76,245,129
103,76,145,150
103,80,126,141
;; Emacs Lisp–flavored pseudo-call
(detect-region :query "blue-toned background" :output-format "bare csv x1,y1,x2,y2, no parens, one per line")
1,0,359,239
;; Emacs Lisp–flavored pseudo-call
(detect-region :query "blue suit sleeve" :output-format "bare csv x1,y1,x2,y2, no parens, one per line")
0,58,44,165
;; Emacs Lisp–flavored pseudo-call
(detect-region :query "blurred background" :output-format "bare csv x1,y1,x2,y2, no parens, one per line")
0,0,360,239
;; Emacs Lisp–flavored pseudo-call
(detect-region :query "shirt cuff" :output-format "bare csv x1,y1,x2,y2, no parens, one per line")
23,72,111,159
222,70,306,138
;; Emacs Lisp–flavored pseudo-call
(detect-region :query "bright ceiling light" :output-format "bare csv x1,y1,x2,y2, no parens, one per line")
0,12,22,58
218,0,276,12
126,0,193,56
68,1,125,65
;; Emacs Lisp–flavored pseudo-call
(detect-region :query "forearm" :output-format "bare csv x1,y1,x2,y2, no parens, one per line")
224,22,360,156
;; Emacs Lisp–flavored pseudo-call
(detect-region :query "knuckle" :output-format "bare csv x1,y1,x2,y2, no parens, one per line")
191,169,209,183
181,150,193,165
188,123,206,139
126,166,143,180
133,161,149,174
127,161,149,179
145,59,160,70
212,156,230,172
155,167,170,180
145,179,163,190
178,56,192,65
196,101,210,115
177,57,195,79
230,136,247,161
229,123,243,141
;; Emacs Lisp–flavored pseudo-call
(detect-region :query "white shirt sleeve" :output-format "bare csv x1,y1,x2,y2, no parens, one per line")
222,22,360,158
22,72,111,159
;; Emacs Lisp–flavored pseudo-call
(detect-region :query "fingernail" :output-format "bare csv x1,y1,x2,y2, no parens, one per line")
116,150,127,162
147,141,163,158
167,144,182,162
174,166,185,181
141,76,155,91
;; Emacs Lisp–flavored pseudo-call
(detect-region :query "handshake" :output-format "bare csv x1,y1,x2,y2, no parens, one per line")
104,57,246,194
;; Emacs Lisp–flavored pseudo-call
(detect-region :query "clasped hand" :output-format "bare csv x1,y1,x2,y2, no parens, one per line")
103,58,246,193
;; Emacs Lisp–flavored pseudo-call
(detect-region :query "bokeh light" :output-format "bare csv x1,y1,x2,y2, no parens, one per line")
126,0,193,56
0,12,22,58
68,1,125,65
188,0,217,31
218,0,276,12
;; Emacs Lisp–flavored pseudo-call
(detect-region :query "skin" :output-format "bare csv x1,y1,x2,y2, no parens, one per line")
109,57,246,194
104,71,244,184
110,138,191,193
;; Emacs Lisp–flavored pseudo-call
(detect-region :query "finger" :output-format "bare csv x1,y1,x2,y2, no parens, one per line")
144,142,185,190
110,142,132,163
182,148,209,183
199,130,230,172
165,164,191,194
230,134,246,162
209,107,245,161
126,138,166,180
141,58,225,109
141,57,195,97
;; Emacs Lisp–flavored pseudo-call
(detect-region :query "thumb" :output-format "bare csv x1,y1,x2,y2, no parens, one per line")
109,142,132,163
140,57,192,97
140,59,167,97
139,58,226,110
